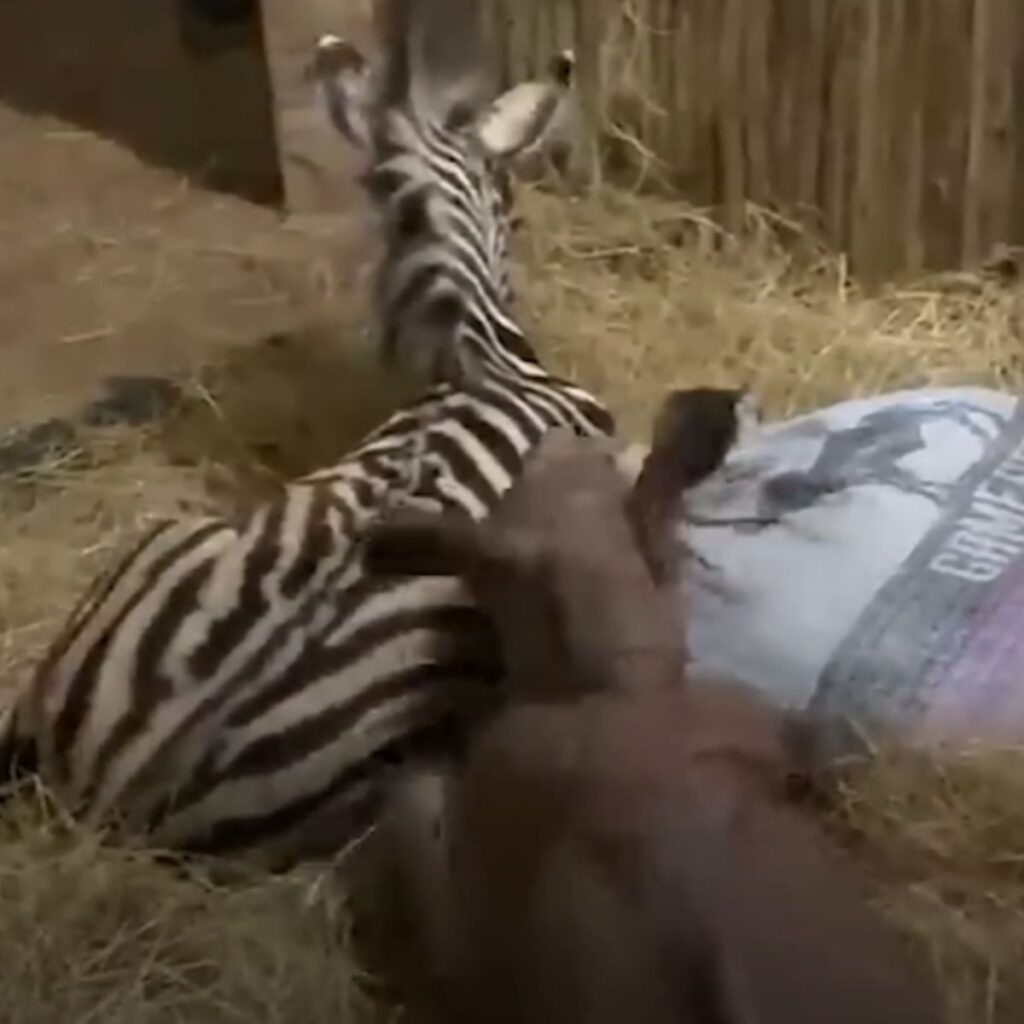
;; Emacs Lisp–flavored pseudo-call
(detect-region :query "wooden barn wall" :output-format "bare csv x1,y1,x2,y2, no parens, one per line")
483,0,1024,282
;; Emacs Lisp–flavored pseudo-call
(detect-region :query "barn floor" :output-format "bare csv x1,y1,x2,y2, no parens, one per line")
0,99,354,433
0,0,382,436
1,5,1024,1021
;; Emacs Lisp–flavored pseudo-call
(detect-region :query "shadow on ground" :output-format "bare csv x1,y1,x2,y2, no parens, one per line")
0,327,414,505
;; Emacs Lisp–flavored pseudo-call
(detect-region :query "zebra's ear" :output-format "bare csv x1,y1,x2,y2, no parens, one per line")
308,34,374,151
473,53,575,162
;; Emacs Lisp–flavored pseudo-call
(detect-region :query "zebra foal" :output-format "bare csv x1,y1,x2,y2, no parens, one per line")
0,0,614,868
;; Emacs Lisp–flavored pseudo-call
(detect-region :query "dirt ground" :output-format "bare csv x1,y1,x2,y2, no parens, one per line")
0,0,378,435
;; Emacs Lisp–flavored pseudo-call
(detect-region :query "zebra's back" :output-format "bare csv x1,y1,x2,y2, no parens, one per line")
4,377,609,866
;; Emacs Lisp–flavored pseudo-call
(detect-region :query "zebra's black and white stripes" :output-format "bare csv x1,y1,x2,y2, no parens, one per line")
0,0,613,866
310,10,577,388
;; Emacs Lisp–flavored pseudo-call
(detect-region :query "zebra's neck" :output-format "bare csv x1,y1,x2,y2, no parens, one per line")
369,111,547,388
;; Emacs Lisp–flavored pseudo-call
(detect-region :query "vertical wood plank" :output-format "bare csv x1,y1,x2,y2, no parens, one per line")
851,0,883,281
649,0,677,168
774,3,809,211
685,0,720,205
742,0,771,206
795,1,829,214
668,0,695,186
770,2,794,205
918,0,966,268
1008,8,1024,244
823,0,852,247
977,0,1016,259
718,0,746,229
963,0,992,264
902,0,928,273
876,0,904,275
572,0,606,186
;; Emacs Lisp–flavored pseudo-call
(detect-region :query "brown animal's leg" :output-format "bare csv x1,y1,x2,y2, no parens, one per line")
375,769,460,992
521,841,680,1024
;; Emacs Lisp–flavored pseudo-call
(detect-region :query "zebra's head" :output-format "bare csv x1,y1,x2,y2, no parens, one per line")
308,0,576,386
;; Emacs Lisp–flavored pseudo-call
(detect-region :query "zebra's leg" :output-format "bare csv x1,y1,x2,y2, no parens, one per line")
0,698,40,805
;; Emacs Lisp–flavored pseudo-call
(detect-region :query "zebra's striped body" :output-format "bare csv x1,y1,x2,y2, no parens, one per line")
0,0,613,866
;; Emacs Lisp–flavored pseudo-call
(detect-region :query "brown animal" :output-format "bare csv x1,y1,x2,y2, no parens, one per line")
362,389,943,1024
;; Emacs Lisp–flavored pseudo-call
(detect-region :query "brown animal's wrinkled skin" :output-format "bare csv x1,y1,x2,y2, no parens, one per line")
447,680,941,1024
365,389,944,1024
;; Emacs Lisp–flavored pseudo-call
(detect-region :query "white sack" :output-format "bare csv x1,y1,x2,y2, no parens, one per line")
683,387,1024,746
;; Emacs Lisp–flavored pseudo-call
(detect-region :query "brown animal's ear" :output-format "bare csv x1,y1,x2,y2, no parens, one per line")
626,388,744,585
647,387,743,492
618,387,741,589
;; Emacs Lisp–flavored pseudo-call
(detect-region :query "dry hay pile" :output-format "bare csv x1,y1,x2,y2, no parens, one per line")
839,747,1024,1023
1,186,1023,1022
0,791,378,1024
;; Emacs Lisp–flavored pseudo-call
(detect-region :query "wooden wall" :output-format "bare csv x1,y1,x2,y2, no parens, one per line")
484,0,1024,282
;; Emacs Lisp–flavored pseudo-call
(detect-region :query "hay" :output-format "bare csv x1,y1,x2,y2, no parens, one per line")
487,0,1024,281
1,184,1023,1021
835,747,1024,1023
0,788,384,1024
515,186,1024,435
